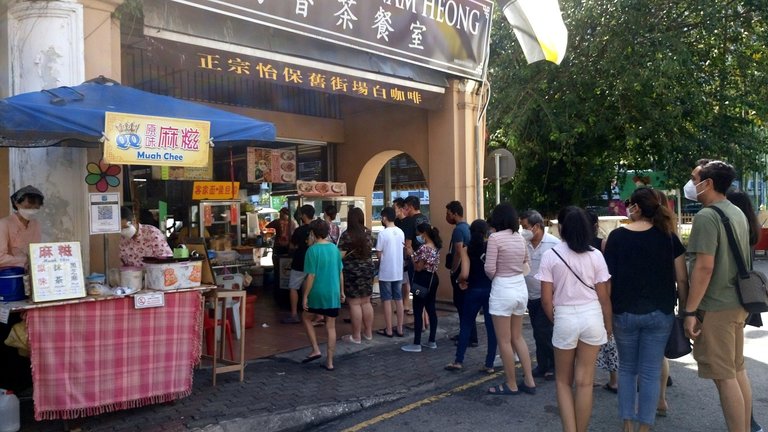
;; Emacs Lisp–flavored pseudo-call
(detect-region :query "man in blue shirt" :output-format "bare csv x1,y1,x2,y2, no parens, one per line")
446,201,475,345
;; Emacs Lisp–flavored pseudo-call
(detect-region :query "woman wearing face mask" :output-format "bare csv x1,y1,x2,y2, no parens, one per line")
119,206,173,267
0,185,44,269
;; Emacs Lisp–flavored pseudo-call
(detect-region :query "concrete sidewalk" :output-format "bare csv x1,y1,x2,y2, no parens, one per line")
21,311,501,432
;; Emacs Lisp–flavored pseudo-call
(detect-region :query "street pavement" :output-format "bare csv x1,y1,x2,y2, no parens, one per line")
18,261,768,431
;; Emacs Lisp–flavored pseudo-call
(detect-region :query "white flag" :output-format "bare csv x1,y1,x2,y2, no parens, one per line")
502,0,568,65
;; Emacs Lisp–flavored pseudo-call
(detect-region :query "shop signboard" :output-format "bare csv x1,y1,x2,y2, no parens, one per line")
29,242,86,303
192,182,240,200
168,0,494,80
103,112,210,168
247,148,297,184
88,192,121,235
151,152,214,180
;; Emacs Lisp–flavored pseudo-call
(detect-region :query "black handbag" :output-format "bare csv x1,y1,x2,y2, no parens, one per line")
709,206,768,313
410,271,434,300
665,315,692,359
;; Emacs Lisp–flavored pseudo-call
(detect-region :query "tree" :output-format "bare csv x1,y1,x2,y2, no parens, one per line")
487,0,768,216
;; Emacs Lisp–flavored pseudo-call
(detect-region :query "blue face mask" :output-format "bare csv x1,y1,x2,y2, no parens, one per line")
416,235,425,244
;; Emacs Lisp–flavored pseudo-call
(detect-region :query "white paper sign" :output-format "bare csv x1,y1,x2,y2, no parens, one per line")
0,305,10,324
134,292,165,309
89,193,121,235
29,242,87,303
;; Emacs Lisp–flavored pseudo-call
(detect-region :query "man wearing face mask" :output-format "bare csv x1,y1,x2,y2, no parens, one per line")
119,206,173,268
683,159,755,432
520,210,559,380
0,185,44,269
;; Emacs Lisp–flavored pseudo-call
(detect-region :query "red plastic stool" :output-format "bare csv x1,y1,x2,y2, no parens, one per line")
203,311,234,360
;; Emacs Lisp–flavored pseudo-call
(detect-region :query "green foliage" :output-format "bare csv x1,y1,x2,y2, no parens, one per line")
487,0,768,216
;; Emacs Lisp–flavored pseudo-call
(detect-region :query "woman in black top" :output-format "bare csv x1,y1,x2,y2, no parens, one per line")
603,187,688,432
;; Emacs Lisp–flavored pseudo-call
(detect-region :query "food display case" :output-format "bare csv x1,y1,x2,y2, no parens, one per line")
285,195,366,232
192,200,241,248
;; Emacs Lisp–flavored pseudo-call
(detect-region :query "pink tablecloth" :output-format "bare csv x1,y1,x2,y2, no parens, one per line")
26,291,202,420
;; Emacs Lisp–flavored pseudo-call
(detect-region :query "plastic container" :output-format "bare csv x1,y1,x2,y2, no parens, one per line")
0,267,26,302
0,389,20,432
120,267,143,291
144,261,203,291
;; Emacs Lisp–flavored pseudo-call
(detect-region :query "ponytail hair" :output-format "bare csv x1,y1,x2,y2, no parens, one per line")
417,222,443,250
629,187,675,235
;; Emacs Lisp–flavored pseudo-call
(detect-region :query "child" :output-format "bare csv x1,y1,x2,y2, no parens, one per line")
301,219,344,371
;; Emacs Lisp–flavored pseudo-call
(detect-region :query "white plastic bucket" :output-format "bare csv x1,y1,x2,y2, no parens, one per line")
120,267,143,291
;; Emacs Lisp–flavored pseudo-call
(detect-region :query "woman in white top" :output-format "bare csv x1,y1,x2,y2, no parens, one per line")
484,203,536,395
536,206,612,432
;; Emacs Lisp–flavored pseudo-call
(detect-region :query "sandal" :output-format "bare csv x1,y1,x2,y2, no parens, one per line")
444,362,463,372
479,367,496,375
342,335,361,344
487,382,519,395
376,328,394,338
602,383,618,394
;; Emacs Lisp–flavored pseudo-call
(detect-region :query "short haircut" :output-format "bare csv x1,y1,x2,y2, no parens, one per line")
520,210,544,228
404,195,420,210
10,186,44,210
380,206,396,222
558,206,592,253
393,197,405,208
698,160,736,194
445,201,464,217
309,219,329,239
299,204,315,219
489,203,519,232
324,205,338,219
120,206,135,221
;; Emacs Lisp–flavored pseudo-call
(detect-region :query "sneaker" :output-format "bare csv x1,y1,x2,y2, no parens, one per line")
401,344,422,353
421,341,437,349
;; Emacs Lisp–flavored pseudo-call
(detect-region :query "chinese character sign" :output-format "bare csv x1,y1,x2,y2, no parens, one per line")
29,242,86,302
191,182,241,200
103,112,211,167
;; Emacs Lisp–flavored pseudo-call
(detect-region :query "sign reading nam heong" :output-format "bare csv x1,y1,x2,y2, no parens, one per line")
170,0,494,80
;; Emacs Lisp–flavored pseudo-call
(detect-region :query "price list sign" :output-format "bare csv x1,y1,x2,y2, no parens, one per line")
29,242,87,303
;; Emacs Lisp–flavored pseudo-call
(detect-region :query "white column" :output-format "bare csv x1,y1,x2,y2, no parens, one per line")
7,0,90,272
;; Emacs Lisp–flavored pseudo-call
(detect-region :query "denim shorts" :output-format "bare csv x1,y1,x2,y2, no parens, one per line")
379,280,403,301
552,302,607,349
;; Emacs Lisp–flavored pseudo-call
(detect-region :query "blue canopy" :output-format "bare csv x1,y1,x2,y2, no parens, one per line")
0,77,276,147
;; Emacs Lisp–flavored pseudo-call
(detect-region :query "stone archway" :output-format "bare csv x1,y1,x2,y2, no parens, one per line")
353,150,402,225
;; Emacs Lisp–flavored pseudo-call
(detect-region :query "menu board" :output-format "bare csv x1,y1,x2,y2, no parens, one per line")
247,147,297,184
29,242,86,303
296,181,347,197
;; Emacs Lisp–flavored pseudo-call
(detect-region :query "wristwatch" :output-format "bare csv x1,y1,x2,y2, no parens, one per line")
679,309,697,317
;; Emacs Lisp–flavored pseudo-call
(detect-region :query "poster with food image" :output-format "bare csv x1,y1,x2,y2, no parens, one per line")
296,181,346,197
247,147,296,184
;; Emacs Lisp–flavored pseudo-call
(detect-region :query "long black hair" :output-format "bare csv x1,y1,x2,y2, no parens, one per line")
468,219,489,258
727,190,761,247
344,207,371,259
417,223,443,250
558,206,593,253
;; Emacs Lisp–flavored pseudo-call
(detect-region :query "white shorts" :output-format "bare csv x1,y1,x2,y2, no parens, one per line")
552,302,607,349
488,274,528,316
287,270,306,290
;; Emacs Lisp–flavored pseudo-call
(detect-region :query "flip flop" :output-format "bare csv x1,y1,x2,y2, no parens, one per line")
376,328,394,338
321,364,335,371
342,335,361,344
487,382,519,395
301,353,322,364
479,367,496,375
602,383,618,394
395,330,405,337
656,408,667,417
444,362,463,372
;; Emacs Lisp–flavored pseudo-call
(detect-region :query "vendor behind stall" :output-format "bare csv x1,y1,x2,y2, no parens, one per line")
119,206,173,267
0,185,43,393
0,185,43,269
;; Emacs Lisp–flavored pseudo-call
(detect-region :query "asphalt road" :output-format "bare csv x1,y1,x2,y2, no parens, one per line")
315,315,768,432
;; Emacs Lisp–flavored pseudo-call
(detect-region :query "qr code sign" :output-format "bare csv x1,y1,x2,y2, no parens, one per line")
97,205,113,221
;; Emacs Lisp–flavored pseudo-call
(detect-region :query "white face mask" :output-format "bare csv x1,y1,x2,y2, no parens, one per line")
626,204,638,219
521,229,534,242
683,179,706,202
17,208,39,220
121,225,137,239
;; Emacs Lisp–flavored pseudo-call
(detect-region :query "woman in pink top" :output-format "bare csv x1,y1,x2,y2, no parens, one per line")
484,203,536,396
536,207,612,432
0,185,44,269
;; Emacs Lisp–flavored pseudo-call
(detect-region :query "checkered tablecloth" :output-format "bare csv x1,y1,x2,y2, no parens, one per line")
26,291,202,420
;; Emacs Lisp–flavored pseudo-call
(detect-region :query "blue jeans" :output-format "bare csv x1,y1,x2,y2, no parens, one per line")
454,287,497,367
613,310,674,425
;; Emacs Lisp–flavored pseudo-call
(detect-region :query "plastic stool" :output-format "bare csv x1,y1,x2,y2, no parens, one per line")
203,311,234,360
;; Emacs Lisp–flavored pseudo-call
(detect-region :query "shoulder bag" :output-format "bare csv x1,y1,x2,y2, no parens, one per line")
410,270,434,299
708,206,768,313
665,314,692,359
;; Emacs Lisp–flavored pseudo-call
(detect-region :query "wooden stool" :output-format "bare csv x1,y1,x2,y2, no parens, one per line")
202,289,246,385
